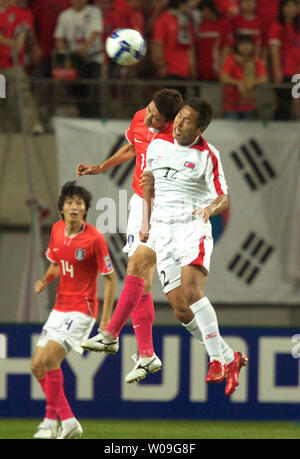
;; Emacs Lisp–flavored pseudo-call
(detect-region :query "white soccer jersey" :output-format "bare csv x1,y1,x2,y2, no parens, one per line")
145,133,228,224
54,6,103,64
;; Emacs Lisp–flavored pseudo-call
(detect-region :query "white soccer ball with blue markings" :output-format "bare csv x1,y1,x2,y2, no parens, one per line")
105,28,147,66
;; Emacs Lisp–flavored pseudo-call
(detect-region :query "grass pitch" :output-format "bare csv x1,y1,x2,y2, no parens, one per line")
0,419,300,439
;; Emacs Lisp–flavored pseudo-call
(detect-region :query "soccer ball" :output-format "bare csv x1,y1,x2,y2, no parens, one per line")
105,28,147,66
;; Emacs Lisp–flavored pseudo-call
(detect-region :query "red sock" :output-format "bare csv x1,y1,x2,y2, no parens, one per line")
40,372,74,421
45,369,63,420
132,293,155,357
106,275,144,338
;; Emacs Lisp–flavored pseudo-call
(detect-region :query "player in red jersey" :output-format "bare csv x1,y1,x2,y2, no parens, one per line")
77,89,185,383
31,181,116,439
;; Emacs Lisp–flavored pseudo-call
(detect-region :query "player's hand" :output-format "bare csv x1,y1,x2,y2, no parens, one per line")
139,171,154,188
34,279,46,294
139,224,151,242
76,164,99,176
193,207,211,223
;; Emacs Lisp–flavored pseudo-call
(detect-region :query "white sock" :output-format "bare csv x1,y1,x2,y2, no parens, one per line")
182,317,203,343
219,337,235,365
61,417,77,428
190,297,224,363
183,317,235,364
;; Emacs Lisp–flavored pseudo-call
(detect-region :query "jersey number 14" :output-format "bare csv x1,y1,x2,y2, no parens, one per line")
60,260,74,278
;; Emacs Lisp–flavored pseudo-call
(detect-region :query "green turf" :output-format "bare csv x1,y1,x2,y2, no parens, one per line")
0,419,300,439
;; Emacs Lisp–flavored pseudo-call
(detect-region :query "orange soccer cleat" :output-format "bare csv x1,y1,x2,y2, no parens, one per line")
225,352,248,396
206,360,227,384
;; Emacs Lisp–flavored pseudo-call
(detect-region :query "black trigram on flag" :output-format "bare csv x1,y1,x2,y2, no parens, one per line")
227,232,274,284
104,135,136,186
107,233,128,281
231,139,276,191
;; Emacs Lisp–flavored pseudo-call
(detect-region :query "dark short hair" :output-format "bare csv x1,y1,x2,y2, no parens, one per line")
234,34,255,53
199,0,221,16
169,0,190,7
58,181,92,220
185,98,213,128
153,88,183,121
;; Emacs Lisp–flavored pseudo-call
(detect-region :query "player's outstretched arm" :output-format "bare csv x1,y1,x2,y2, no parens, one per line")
99,271,116,330
34,262,60,294
193,194,229,224
140,172,154,243
76,143,136,177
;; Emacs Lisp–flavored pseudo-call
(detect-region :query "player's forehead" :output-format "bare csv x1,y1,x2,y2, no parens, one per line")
176,105,199,122
63,194,85,203
147,100,164,120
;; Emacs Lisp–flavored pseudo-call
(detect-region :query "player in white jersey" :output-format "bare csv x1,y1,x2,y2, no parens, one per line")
141,98,248,395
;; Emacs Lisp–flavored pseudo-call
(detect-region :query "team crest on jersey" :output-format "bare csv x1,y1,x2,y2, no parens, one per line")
75,248,85,261
104,255,112,270
128,234,134,248
184,161,195,169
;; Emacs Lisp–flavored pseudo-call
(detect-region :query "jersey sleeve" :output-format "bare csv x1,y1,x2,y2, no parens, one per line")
54,11,66,39
45,226,58,263
206,144,228,198
89,7,103,34
93,233,114,276
152,13,166,44
144,142,155,172
125,114,136,145
268,22,282,46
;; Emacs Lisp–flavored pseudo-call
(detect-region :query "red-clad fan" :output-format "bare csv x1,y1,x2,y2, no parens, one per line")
27,0,70,60
257,0,280,33
151,0,196,82
0,0,43,133
196,0,233,81
214,0,240,19
220,35,268,119
269,0,300,119
31,181,116,439
231,0,266,57
0,0,33,68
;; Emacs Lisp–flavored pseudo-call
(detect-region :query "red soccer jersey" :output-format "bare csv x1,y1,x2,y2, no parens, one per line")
152,10,195,78
126,108,173,197
231,15,265,56
197,18,233,80
28,0,71,57
214,0,240,19
257,0,280,32
46,220,114,319
269,21,300,77
0,5,33,68
221,54,267,112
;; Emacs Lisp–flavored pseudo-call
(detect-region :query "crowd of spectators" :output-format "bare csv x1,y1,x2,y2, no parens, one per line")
0,0,300,129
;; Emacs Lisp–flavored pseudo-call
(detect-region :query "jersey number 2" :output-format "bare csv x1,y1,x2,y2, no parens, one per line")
60,260,74,278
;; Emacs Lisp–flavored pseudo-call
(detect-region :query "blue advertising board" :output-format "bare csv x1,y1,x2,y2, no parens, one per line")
0,324,300,420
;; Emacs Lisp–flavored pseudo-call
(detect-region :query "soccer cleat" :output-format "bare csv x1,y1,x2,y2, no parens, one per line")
225,352,248,396
125,353,162,384
81,329,119,354
206,360,227,384
33,420,58,439
56,421,83,439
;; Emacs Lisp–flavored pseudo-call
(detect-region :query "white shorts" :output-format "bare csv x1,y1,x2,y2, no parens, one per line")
152,218,214,294
123,193,156,257
36,309,96,354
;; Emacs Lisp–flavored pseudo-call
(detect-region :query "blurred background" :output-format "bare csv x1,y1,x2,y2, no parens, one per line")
1,0,300,427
